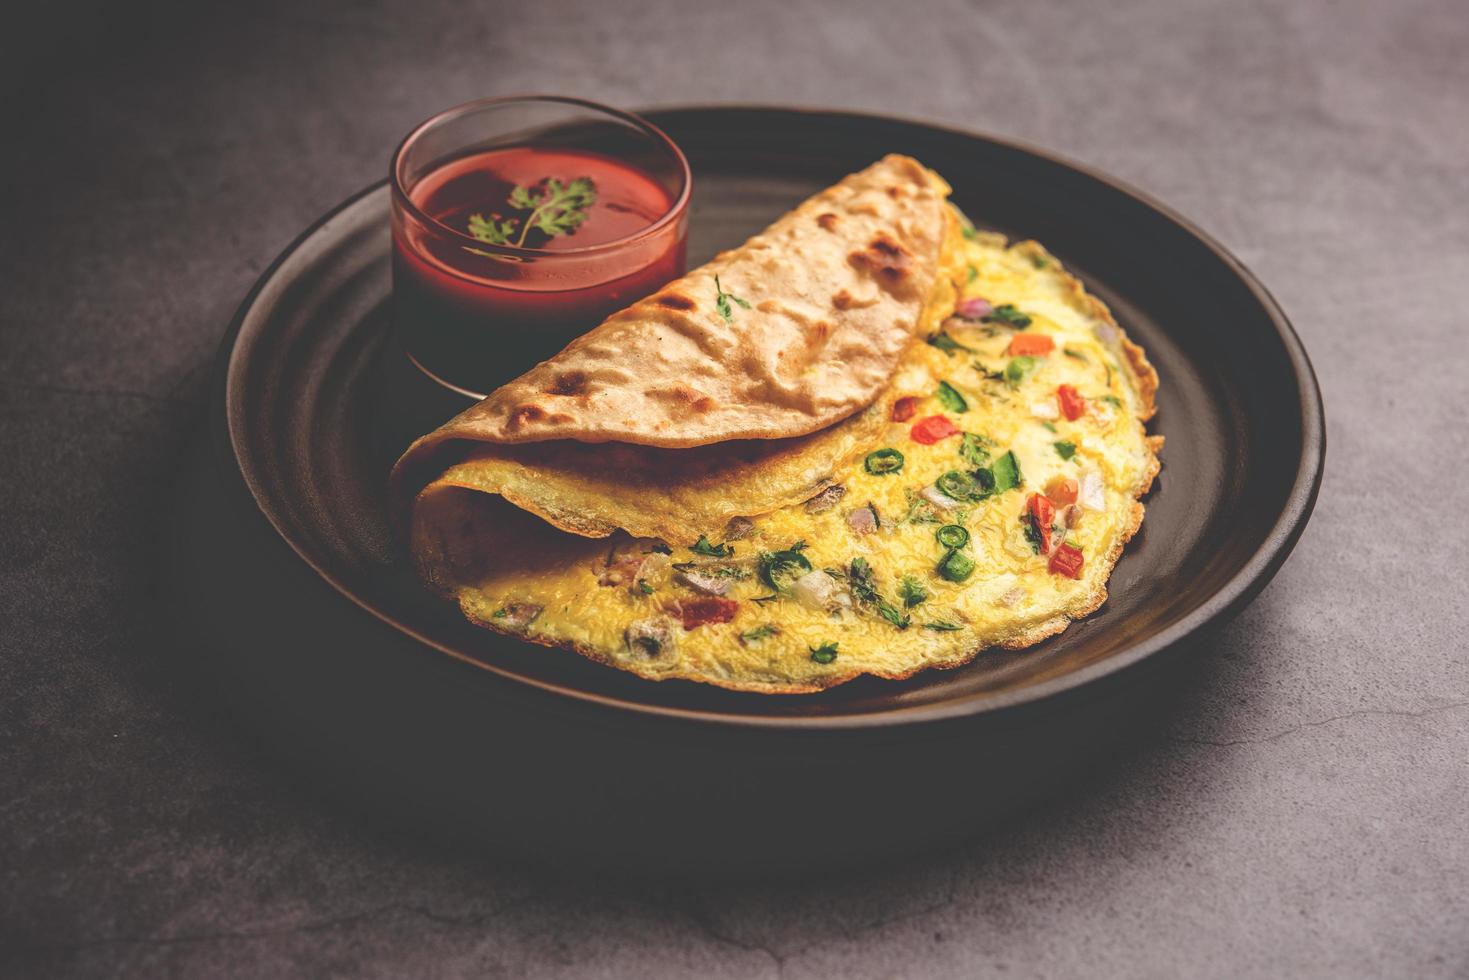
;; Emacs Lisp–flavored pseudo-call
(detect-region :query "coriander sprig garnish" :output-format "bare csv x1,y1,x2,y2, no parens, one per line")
467,176,597,248
714,275,751,323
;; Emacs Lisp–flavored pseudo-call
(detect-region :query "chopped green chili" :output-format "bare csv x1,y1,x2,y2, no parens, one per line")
935,381,968,413
938,549,976,582
864,448,905,475
936,524,970,549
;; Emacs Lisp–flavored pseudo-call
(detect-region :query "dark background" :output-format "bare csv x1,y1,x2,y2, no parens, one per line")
2,0,1466,976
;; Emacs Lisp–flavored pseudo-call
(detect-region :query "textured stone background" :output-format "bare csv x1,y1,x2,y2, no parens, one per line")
2,0,1466,976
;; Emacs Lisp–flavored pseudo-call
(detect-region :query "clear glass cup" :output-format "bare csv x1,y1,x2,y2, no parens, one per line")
390,95,691,398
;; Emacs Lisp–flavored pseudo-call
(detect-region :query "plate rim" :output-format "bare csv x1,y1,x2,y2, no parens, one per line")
213,104,1326,732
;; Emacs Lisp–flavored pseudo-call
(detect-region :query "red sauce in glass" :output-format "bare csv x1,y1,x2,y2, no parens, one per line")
415,147,672,250
392,147,686,394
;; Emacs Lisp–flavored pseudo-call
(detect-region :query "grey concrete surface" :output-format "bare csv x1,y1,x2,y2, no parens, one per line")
2,0,1466,976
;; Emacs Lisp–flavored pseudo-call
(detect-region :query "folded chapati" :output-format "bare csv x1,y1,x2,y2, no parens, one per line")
394,157,1160,693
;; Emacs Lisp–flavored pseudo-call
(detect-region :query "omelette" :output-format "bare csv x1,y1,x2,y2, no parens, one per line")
395,156,1160,693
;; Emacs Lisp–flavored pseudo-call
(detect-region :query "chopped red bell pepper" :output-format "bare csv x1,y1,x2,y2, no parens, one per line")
1057,384,1086,421
679,596,739,631
891,396,919,422
1007,333,1055,357
910,414,959,444
1049,542,1085,578
1026,493,1055,554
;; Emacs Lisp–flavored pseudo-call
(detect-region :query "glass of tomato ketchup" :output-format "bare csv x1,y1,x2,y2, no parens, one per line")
390,96,691,399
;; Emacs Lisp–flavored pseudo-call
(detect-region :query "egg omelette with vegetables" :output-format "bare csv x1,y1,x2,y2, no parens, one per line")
394,154,1161,693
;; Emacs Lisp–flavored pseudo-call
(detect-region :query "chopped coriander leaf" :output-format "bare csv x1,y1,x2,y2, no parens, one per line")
740,625,778,644
1054,440,1078,460
713,275,752,323
959,432,993,466
899,575,929,608
936,524,970,549
522,178,596,240
1021,513,1046,554
935,381,968,414
984,303,1033,328
1040,421,1057,433
877,600,911,630
636,580,655,595
491,608,509,619
973,362,1006,382
1063,347,1089,362
865,448,905,475
1005,356,1038,388
938,549,976,582
1100,395,1123,407
845,559,910,629
924,621,964,631
927,331,972,355
967,265,979,283
809,642,840,664
961,225,979,241
690,535,732,558
466,214,517,246
847,557,878,602
991,450,1022,491
1031,255,1050,269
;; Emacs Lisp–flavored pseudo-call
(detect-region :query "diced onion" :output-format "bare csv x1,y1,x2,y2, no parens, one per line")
805,483,847,513
1029,400,1060,420
920,486,959,510
1004,530,1035,560
637,551,672,585
1079,471,1106,511
625,618,674,658
997,587,1027,608
723,516,755,540
956,297,992,319
675,567,729,596
792,570,842,611
846,505,879,535
497,602,543,631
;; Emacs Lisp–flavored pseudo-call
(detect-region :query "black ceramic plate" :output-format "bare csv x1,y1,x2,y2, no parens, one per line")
216,107,1321,730
202,107,1324,871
